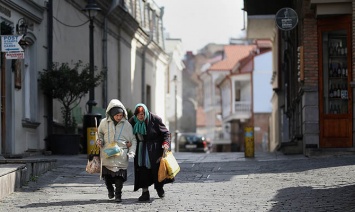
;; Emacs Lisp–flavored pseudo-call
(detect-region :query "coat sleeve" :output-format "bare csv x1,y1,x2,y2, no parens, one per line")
125,120,137,157
153,114,171,146
97,118,108,146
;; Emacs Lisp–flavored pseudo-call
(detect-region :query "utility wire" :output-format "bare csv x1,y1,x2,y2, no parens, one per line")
53,16,89,27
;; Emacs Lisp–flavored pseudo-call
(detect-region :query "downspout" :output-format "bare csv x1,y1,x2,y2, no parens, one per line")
46,0,53,147
159,7,165,50
102,0,120,108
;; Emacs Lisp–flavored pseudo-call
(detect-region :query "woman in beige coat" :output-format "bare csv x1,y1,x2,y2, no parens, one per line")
96,99,137,202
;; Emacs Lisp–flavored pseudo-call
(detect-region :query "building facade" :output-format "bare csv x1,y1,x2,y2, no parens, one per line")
244,0,355,155
180,42,271,152
0,0,173,156
164,38,185,149
0,0,47,156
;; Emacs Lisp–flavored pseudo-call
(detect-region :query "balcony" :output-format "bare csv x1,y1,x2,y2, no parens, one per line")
235,101,251,113
223,101,252,122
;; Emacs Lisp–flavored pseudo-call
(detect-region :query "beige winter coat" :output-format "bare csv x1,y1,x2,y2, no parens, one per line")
98,99,137,170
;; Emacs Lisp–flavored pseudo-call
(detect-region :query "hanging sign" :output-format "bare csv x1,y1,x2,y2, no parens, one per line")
1,35,24,52
275,7,298,31
5,52,24,59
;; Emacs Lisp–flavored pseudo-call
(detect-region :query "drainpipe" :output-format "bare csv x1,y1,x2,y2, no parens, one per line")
46,0,53,148
102,0,120,107
159,7,165,50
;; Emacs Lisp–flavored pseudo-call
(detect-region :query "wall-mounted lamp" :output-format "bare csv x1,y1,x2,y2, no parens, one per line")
16,18,28,36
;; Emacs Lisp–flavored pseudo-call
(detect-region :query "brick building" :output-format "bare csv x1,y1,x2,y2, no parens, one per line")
244,0,355,155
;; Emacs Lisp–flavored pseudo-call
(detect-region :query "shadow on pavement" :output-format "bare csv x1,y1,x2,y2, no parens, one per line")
269,184,355,211
20,197,162,208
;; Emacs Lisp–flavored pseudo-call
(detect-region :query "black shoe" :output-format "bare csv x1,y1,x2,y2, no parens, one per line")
157,188,165,198
138,191,150,201
115,195,122,202
108,190,114,199
114,178,123,202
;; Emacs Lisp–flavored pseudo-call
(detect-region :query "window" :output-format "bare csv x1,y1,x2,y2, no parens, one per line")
146,85,151,110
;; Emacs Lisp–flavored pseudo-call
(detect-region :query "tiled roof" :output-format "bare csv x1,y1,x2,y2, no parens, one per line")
209,45,257,71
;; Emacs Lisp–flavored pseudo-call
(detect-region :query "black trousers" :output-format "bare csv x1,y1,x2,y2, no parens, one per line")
102,166,126,195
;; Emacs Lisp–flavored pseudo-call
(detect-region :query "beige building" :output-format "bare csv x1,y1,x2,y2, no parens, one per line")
0,0,175,156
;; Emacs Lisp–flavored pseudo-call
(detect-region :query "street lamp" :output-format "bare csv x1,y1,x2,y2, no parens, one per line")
82,0,101,114
82,0,101,154
173,75,179,152
16,18,28,36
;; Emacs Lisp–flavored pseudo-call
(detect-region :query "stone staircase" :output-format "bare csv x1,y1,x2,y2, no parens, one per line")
0,156,56,200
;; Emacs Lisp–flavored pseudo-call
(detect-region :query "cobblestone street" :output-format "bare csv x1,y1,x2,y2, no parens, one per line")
1,152,355,211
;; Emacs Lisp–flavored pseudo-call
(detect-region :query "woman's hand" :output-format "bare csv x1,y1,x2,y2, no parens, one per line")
96,139,103,147
126,141,132,148
162,143,169,150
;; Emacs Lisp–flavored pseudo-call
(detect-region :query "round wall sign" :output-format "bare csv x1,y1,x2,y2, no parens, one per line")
275,7,298,31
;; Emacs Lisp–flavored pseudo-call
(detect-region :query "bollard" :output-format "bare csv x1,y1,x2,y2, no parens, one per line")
244,126,254,158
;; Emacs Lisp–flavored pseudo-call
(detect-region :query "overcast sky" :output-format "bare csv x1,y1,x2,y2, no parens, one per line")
154,0,245,53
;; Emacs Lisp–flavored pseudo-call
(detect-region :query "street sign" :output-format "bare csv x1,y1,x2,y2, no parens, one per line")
5,52,24,59
1,35,24,52
275,7,298,31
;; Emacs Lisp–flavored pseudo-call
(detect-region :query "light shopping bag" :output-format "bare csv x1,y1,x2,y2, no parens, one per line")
159,151,180,181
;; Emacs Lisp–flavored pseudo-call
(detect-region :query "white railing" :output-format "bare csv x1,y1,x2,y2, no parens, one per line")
234,101,251,113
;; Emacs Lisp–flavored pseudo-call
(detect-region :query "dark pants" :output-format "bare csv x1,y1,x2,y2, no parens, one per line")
104,175,123,196
136,166,164,190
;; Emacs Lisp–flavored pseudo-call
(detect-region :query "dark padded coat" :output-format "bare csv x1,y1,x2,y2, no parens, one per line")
128,111,172,191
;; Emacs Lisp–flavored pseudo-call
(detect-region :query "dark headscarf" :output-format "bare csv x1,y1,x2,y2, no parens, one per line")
109,107,124,125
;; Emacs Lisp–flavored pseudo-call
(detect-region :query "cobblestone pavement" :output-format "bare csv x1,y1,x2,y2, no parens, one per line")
1,152,355,212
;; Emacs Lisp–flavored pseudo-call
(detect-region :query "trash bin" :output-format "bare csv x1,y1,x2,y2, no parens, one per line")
244,126,254,158
83,113,102,154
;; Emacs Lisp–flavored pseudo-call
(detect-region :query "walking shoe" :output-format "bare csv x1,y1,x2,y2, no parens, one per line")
138,191,150,201
114,178,123,202
115,195,122,202
108,190,114,199
156,188,165,198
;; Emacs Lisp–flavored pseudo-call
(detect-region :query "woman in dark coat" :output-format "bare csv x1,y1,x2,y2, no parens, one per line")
128,103,172,201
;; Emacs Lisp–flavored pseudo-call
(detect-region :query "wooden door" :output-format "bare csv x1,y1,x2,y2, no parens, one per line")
318,16,352,148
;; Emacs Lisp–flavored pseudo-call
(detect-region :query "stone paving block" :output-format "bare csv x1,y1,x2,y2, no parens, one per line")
2,153,355,211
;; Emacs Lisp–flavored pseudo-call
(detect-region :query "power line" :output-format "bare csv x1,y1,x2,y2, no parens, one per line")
53,16,89,27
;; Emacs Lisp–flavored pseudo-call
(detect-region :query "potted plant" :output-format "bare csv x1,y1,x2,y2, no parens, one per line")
39,60,103,154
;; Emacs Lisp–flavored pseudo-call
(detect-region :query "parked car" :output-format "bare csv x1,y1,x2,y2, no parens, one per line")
177,133,210,153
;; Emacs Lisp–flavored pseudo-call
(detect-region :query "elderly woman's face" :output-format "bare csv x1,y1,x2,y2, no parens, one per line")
136,111,145,121
113,113,124,122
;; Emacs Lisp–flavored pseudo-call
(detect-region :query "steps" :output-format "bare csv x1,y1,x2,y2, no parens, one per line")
0,157,56,200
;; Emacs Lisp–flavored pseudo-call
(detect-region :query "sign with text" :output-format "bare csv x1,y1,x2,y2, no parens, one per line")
1,35,24,52
5,52,24,59
275,7,298,31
